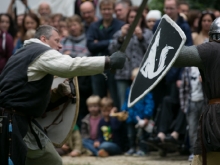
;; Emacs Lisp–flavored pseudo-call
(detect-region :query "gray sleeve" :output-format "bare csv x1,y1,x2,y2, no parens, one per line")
108,30,122,54
173,45,204,70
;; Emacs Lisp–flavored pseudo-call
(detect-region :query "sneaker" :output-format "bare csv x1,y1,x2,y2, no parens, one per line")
124,148,136,156
133,150,146,157
188,154,194,162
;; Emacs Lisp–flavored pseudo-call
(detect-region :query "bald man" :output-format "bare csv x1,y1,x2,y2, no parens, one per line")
80,1,98,32
38,2,52,17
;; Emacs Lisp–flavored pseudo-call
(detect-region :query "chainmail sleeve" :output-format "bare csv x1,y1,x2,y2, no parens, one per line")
173,45,204,70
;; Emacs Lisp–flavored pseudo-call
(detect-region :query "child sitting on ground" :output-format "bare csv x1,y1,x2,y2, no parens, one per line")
81,95,102,156
95,97,125,157
56,125,84,157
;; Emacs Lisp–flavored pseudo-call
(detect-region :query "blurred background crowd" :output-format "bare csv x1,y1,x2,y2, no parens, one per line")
0,0,220,163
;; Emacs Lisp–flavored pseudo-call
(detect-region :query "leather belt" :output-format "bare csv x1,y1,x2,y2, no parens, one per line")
209,98,220,104
0,108,43,150
3,108,26,116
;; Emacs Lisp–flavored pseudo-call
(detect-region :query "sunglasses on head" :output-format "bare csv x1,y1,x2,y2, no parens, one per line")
202,10,214,15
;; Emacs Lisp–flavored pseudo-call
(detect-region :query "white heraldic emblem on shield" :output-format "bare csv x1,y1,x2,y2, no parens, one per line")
128,14,186,108
140,28,174,79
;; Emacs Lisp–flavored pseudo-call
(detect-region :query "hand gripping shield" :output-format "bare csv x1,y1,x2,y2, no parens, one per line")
36,77,79,147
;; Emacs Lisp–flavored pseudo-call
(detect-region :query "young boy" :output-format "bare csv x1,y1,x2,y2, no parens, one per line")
56,125,83,157
81,95,102,156
96,97,124,157
179,67,204,161
122,68,154,156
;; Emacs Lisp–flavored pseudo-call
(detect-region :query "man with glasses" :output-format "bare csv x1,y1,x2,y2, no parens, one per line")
87,0,124,110
153,0,192,46
80,1,98,33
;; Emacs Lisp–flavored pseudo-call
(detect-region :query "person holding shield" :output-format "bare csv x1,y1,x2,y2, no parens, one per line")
0,25,125,165
145,17,217,165
171,16,220,165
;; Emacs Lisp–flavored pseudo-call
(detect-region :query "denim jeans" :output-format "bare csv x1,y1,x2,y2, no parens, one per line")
82,139,98,156
99,142,121,155
91,71,119,109
116,80,131,108
187,100,204,153
127,123,149,153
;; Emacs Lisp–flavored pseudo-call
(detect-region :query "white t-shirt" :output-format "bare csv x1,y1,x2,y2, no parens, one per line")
190,67,204,102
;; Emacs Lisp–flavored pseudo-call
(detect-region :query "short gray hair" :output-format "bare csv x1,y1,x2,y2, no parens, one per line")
115,1,129,8
34,25,59,39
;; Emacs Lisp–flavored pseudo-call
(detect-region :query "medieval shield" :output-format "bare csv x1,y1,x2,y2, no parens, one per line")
36,77,79,147
128,14,186,107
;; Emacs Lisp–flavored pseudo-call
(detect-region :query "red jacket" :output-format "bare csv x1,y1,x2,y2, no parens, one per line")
0,31,13,73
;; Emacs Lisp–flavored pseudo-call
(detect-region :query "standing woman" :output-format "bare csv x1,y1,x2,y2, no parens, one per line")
193,11,215,45
60,15,90,57
0,13,16,39
13,13,40,53
145,10,161,31
0,30,14,74
60,15,92,129
0,13,14,73
109,6,153,108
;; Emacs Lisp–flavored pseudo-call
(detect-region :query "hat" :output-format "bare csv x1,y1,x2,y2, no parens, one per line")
146,10,162,20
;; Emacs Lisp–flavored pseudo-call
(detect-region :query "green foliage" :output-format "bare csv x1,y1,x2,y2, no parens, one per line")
187,0,220,10
148,0,164,13
147,0,220,11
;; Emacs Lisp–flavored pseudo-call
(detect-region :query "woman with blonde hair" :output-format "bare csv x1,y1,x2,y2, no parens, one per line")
60,15,92,128
60,15,90,57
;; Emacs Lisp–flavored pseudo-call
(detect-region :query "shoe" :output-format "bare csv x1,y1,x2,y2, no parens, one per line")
69,150,81,157
56,148,67,156
98,149,109,157
188,154,194,162
124,148,136,156
164,136,178,144
133,150,146,157
147,137,162,144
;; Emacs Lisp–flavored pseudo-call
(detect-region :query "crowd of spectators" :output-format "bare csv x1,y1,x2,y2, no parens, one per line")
1,0,220,162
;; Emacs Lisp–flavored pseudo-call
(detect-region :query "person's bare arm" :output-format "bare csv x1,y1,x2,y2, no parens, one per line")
7,0,15,19
7,0,32,20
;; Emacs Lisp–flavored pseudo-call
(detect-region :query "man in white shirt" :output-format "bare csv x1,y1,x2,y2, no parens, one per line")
0,25,125,165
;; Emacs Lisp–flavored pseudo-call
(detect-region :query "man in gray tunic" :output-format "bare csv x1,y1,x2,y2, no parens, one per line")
174,17,220,165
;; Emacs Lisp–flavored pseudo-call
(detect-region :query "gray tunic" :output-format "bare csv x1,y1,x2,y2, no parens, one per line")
175,41,220,154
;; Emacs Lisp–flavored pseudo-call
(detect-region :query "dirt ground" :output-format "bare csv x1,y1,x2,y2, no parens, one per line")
62,152,190,165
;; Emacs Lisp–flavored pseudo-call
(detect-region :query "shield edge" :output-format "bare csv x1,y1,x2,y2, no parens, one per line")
128,14,186,108
52,77,80,147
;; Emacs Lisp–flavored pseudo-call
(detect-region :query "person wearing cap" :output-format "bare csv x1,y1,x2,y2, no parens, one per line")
173,17,220,165
145,10,161,30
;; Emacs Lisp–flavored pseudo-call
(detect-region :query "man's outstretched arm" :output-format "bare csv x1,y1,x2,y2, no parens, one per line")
174,45,204,70
28,50,126,81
